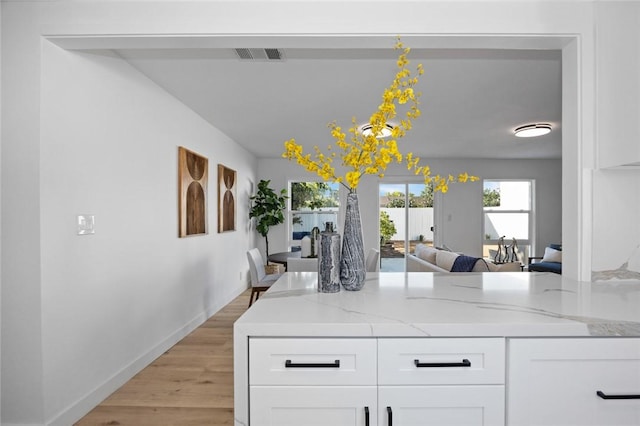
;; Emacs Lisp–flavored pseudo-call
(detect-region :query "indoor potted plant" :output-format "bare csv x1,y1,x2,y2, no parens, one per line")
249,179,288,258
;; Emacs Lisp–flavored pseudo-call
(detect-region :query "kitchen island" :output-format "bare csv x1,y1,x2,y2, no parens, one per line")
234,272,640,425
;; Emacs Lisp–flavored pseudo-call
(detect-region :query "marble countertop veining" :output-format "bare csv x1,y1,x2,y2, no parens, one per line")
234,272,640,337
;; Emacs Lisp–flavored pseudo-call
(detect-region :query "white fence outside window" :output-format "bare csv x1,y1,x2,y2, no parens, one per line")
381,207,434,242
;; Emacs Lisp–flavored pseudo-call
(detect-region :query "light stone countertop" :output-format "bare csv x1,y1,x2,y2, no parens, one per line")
235,272,640,338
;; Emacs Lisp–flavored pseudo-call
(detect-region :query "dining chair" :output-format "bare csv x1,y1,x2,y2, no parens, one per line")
365,248,380,272
247,248,282,307
286,257,319,272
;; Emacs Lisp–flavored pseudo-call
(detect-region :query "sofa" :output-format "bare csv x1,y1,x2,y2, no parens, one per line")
407,244,522,273
528,244,562,274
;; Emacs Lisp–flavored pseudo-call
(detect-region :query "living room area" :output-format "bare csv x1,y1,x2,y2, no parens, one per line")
279,157,562,275
259,41,563,276
377,172,562,274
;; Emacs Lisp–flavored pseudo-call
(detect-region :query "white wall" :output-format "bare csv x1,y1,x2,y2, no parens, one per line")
0,1,3,420
260,158,562,259
37,44,256,424
2,3,46,422
2,7,257,424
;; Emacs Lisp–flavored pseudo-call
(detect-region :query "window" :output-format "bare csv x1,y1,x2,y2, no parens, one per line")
288,182,339,251
483,180,534,263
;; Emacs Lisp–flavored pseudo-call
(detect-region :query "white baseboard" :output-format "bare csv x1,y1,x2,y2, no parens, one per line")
45,284,248,426
2,423,44,426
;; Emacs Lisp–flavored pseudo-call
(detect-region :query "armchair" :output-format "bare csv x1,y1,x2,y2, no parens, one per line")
365,248,380,272
246,248,282,307
528,244,562,274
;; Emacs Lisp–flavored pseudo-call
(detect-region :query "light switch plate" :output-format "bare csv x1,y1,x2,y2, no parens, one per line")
77,214,95,235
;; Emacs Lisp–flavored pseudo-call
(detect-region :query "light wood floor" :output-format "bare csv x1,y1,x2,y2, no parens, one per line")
75,289,251,426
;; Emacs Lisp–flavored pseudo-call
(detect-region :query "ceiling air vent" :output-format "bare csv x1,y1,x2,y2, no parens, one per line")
264,48,282,60
234,48,284,61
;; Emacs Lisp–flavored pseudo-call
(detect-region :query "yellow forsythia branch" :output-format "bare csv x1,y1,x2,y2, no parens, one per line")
282,37,477,193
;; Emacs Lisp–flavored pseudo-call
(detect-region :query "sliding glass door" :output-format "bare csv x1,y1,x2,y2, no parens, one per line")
379,182,434,271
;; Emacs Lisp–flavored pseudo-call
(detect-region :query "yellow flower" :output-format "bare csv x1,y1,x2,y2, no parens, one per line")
346,171,360,189
282,37,477,192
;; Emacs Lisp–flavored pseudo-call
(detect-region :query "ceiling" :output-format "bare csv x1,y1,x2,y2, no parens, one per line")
113,39,562,160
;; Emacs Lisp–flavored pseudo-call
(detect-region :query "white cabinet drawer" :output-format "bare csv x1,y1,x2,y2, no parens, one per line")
509,338,640,426
249,338,376,385
378,338,505,385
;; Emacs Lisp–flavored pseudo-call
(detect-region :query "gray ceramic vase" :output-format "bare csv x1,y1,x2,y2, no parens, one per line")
340,192,366,291
318,224,341,293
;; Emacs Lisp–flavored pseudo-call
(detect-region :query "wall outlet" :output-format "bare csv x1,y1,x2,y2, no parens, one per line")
77,214,95,235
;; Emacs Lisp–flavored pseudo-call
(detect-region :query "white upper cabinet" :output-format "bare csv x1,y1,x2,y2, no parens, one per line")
597,2,640,169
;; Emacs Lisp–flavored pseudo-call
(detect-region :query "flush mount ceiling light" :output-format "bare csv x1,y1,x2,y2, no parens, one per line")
514,123,552,138
360,123,394,138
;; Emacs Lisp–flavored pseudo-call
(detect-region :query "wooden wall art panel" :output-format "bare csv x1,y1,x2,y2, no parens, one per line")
178,147,208,237
218,164,237,232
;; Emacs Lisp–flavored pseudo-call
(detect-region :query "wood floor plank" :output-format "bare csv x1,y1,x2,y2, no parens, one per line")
75,289,250,426
76,406,234,426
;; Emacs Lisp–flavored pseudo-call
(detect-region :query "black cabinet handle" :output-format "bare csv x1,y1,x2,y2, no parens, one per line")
414,358,471,368
364,406,369,426
597,390,640,400
387,406,393,426
284,359,340,368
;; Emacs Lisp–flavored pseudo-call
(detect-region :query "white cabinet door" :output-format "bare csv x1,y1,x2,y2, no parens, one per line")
379,386,505,426
250,386,377,426
509,338,640,426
